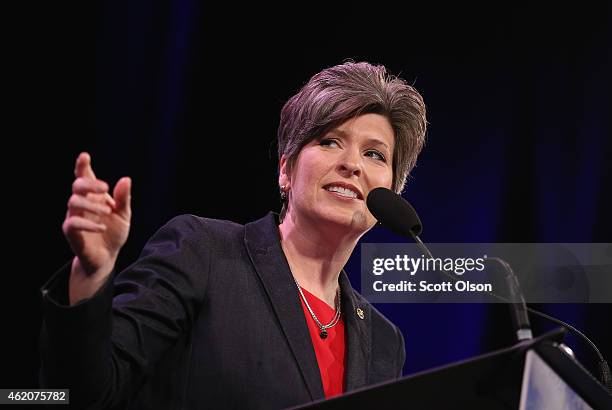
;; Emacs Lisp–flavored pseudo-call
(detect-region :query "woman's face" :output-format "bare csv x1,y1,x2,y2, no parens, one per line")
280,113,394,235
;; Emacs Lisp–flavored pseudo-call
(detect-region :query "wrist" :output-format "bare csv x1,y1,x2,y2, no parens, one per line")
69,256,115,305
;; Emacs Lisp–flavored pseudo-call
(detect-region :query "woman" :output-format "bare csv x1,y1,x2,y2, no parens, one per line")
40,61,427,409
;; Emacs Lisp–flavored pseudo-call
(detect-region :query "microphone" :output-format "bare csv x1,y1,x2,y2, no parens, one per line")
366,187,422,237
366,187,612,392
366,187,431,258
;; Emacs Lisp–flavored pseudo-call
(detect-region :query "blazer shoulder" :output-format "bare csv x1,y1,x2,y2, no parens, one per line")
137,215,246,261
159,214,245,241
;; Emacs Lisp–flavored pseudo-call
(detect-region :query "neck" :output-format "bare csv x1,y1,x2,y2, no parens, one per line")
278,212,361,308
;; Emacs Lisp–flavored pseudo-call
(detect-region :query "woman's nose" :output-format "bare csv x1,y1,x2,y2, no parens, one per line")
336,149,362,178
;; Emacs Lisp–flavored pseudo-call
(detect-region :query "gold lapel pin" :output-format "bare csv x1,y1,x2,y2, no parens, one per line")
356,307,364,320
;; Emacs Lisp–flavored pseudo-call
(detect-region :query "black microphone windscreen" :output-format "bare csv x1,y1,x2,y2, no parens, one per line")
366,187,423,237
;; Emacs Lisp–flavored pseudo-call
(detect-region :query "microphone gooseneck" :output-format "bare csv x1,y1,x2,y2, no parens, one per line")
485,256,533,341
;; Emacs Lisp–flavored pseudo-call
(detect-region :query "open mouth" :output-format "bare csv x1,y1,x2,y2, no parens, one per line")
322,183,363,200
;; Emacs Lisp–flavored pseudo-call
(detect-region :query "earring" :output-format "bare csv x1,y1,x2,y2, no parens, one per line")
280,185,288,201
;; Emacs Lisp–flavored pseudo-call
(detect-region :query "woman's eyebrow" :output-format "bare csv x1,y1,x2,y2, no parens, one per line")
332,128,391,149
365,138,391,152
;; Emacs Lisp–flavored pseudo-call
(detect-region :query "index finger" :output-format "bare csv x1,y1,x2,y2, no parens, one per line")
75,152,97,179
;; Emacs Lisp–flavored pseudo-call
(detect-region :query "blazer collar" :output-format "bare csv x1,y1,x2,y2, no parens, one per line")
244,212,371,398
339,270,371,391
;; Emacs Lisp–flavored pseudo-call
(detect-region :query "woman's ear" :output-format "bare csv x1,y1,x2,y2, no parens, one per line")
278,154,290,189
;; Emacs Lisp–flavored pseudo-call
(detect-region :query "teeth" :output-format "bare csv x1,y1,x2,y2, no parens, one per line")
326,186,358,198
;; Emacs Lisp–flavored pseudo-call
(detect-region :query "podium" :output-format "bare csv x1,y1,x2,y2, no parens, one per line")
291,328,612,410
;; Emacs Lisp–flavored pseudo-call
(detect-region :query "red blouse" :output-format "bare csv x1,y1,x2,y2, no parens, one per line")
298,287,346,398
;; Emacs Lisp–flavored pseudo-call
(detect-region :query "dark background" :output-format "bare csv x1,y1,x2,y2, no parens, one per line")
5,0,611,395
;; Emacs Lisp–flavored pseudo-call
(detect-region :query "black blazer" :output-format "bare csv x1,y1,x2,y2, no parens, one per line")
40,212,405,409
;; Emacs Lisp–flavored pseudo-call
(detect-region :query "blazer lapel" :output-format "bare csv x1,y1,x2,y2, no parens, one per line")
339,271,371,391
244,213,325,401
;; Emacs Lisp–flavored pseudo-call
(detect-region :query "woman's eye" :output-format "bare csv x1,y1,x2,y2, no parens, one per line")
366,150,386,162
320,138,339,147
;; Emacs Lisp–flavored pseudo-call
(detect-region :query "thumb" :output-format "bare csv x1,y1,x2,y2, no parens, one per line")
113,177,132,218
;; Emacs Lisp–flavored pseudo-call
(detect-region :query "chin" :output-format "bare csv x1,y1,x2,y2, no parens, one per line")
316,206,371,233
